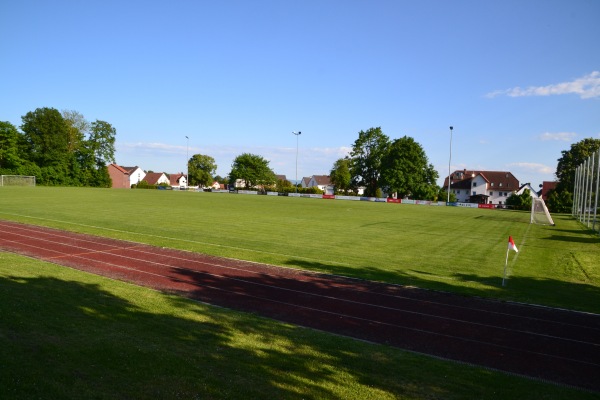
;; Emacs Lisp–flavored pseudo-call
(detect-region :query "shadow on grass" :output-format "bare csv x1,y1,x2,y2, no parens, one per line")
0,274,362,399
2,270,598,399
169,257,600,392
281,258,600,313
543,234,600,244
2,273,485,400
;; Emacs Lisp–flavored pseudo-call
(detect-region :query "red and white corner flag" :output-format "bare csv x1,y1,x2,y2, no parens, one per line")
503,236,518,286
508,236,519,253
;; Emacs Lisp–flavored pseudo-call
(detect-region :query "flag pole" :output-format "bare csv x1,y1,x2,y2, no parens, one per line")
502,247,509,287
504,236,519,286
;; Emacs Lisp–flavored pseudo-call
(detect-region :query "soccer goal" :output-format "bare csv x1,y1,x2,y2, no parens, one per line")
530,197,555,226
0,175,36,187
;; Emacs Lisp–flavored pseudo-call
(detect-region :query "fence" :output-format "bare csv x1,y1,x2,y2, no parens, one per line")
572,150,600,234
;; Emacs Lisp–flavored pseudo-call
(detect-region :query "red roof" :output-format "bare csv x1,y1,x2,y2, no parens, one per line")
444,169,519,190
144,172,166,185
312,175,331,185
109,163,129,175
169,173,186,186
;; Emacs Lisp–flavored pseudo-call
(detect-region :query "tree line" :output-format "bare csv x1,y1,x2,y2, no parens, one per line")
189,126,443,199
546,137,600,213
4,106,590,212
0,107,116,186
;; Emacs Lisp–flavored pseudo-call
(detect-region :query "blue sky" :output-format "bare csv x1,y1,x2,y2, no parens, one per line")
1,0,599,187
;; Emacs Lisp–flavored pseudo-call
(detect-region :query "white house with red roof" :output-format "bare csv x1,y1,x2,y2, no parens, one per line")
121,166,146,187
305,175,334,195
144,172,170,186
516,183,539,199
300,177,311,188
443,169,519,204
170,173,187,187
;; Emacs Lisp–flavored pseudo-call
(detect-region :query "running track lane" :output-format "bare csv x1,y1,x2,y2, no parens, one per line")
1,220,599,392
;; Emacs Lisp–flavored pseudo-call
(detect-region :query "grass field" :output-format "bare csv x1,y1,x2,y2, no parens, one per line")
1,186,599,399
1,186,598,312
1,253,597,400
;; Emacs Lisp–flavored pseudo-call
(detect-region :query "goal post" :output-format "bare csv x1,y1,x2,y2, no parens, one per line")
0,175,36,187
531,197,555,226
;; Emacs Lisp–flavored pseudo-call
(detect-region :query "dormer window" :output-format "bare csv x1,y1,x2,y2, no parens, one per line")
499,183,503,187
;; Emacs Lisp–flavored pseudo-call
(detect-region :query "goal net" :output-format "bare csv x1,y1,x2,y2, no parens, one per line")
531,197,555,226
0,175,36,187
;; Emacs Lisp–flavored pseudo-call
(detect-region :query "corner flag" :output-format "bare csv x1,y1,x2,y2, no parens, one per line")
503,236,519,287
508,236,518,253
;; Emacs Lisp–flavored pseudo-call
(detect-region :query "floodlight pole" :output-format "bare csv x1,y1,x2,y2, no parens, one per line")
447,126,454,204
186,136,189,188
293,131,301,193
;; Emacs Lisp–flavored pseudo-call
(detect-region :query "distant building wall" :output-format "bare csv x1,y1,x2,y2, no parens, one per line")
107,164,130,189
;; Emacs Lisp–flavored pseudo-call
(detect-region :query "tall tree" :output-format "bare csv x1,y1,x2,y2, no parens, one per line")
21,107,76,185
349,127,390,197
380,136,439,199
188,154,217,187
330,157,351,194
555,138,600,192
87,120,116,166
21,107,70,168
0,121,25,171
229,153,276,189
76,120,116,187
62,110,88,153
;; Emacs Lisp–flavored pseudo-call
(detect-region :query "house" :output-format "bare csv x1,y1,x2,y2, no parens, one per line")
121,166,146,187
540,181,558,201
170,173,187,187
210,181,223,190
275,174,287,182
107,163,130,189
306,175,334,195
233,179,247,189
144,172,170,186
443,169,519,204
300,177,311,188
516,183,539,199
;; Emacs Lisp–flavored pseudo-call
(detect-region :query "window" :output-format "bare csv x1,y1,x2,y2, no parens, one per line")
489,192,494,196
491,182,495,187
472,191,476,196
499,183,503,187
473,182,477,187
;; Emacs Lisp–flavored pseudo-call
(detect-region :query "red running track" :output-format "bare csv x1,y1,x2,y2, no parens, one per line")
1,220,599,392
